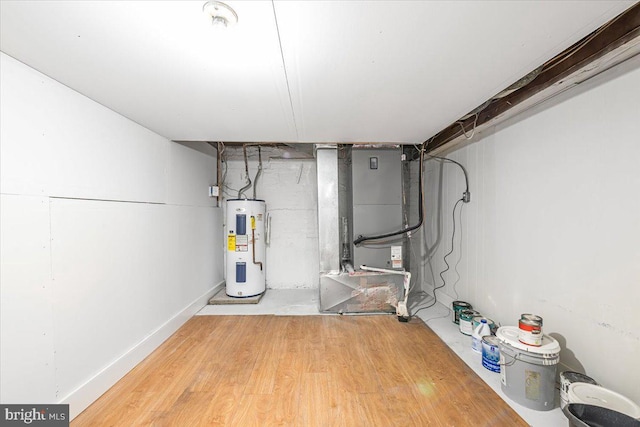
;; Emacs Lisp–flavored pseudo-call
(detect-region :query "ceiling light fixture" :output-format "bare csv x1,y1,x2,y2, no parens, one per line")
202,1,238,28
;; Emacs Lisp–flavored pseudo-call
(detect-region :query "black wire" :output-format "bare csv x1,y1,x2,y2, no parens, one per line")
354,146,425,245
411,198,464,317
354,151,470,246
425,155,470,194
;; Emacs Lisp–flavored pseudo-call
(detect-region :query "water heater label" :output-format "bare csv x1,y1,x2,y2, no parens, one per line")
227,234,236,251
235,235,248,252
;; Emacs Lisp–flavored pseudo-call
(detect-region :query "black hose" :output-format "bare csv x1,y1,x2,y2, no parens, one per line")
353,145,425,246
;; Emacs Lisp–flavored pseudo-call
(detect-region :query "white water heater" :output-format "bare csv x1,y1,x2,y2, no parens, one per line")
225,199,266,297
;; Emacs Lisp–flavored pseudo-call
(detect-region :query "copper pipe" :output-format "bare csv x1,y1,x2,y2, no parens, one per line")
251,218,263,271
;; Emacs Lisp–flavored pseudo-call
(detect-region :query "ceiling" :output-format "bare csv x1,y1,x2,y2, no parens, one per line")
0,1,634,144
